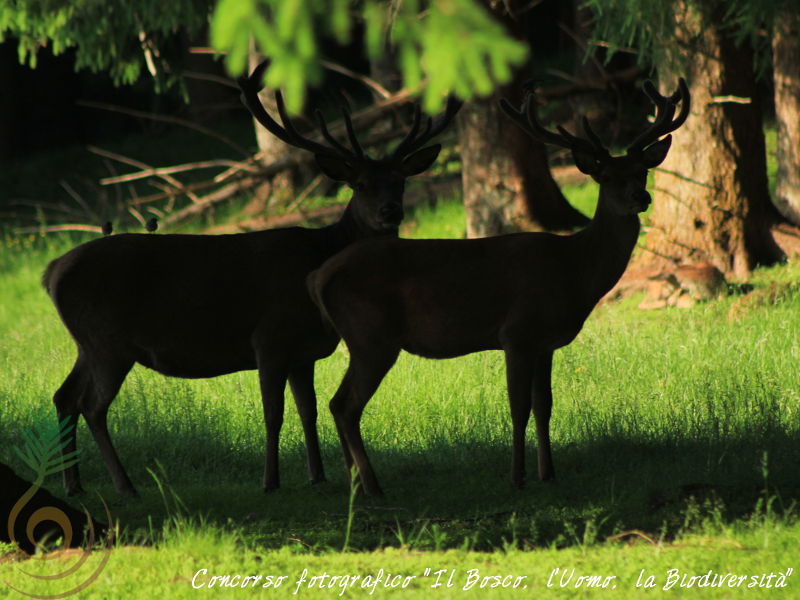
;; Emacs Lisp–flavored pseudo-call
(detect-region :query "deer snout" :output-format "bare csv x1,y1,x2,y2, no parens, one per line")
378,203,404,226
631,189,651,212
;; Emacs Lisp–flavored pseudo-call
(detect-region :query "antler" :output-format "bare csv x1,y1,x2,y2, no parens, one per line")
627,78,690,153
499,93,610,160
238,61,363,161
391,96,463,160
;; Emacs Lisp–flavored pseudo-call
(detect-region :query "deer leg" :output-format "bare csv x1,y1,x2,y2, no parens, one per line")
329,370,356,475
330,351,397,497
82,355,136,496
288,362,325,485
53,354,91,496
504,350,534,489
531,351,555,481
258,366,288,492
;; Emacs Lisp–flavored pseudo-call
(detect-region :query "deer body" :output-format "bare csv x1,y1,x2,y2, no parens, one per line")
46,62,460,497
46,228,352,378
322,207,637,358
310,190,642,496
310,80,689,496
46,209,382,497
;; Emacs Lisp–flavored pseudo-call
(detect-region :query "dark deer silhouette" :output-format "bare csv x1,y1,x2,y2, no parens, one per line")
308,79,689,496
43,61,461,496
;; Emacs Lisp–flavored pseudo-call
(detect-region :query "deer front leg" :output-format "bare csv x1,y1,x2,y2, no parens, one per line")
531,351,555,481
504,349,534,489
330,372,384,497
288,362,326,485
329,369,356,476
53,356,89,496
258,366,289,492
330,351,397,497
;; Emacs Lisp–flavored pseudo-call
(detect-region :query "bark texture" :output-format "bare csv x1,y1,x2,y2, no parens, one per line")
772,9,800,226
457,1,590,238
636,2,783,280
458,76,590,237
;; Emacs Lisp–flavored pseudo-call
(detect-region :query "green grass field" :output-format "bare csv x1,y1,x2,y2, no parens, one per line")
1,186,799,598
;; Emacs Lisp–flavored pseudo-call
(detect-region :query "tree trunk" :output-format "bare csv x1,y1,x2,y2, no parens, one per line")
245,47,295,215
772,9,800,226
634,2,783,280
458,72,590,237
457,0,590,238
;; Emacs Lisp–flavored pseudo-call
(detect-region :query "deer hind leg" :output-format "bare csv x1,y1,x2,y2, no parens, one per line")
531,351,555,481
82,352,136,496
330,350,398,497
504,350,535,489
53,353,93,496
288,362,325,485
257,366,289,492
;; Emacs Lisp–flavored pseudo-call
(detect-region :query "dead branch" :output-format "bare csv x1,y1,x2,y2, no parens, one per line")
100,159,253,186
319,60,392,99
88,146,201,204
134,126,421,225
161,177,259,227
181,70,240,89
127,177,243,206
78,100,251,157
15,224,103,234
10,199,88,219
207,172,461,235
285,174,324,213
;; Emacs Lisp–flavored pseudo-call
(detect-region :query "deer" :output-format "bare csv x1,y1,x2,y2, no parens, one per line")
308,79,690,496
43,60,461,497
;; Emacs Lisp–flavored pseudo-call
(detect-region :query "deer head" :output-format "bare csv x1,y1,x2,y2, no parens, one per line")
501,79,690,217
239,61,461,233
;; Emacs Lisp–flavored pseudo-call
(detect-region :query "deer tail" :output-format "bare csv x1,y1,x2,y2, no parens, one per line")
41,258,61,297
306,268,335,331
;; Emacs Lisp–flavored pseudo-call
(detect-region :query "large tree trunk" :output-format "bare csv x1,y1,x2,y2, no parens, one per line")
458,70,590,237
633,2,783,280
458,1,590,238
772,9,800,226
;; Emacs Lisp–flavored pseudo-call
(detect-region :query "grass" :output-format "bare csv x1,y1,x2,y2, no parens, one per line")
1,189,799,597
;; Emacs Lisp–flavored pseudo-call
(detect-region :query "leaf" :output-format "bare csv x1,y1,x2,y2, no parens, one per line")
363,1,386,59
329,0,351,44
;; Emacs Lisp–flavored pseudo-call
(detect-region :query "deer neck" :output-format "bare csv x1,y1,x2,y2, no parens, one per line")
580,188,641,303
321,204,397,256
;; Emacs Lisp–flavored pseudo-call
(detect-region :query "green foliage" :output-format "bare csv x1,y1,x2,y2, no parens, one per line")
581,0,677,67
583,0,800,76
0,212,799,595
210,0,528,113
3,0,526,111
0,0,213,89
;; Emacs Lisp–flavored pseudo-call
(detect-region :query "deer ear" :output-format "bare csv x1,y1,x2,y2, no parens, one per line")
572,149,603,176
642,135,672,168
315,155,357,182
401,144,441,176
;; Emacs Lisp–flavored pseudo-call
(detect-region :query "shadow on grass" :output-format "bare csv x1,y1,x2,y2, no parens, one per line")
15,420,795,552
